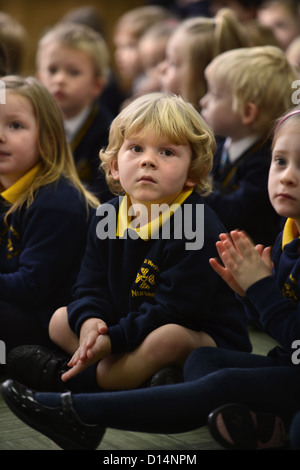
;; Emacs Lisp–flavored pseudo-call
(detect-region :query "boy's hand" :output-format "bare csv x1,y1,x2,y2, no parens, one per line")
77,317,108,360
61,318,111,382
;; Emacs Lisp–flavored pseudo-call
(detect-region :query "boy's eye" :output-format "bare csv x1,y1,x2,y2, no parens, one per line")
161,149,174,157
131,145,143,153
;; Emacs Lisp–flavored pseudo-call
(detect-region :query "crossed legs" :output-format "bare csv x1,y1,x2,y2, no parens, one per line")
49,307,216,390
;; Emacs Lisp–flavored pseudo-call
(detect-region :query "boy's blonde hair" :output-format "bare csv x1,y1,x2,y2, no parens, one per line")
36,22,109,80
100,92,216,196
3,76,99,218
205,45,298,136
170,8,250,108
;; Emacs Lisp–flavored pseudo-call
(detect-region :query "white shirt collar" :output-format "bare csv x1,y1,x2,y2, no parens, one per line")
224,135,259,164
64,105,92,143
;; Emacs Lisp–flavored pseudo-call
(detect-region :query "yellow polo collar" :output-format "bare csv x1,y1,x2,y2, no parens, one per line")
282,218,300,249
1,164,41,204
117,189,193,240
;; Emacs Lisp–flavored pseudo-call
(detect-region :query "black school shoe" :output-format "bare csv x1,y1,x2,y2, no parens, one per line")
1,379,105,450
7,345,70,392
208,403,288,450
148,366,183,386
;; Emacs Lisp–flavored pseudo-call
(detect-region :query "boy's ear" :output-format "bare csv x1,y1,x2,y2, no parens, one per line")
242,102,258,126
185,176,196,188
110,160,120,181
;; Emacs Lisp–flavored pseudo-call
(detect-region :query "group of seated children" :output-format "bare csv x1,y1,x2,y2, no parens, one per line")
0,1,300,450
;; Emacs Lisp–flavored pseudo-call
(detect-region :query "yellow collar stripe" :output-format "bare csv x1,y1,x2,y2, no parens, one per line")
1,164,42,204
117,189,193,240
282,218,300,249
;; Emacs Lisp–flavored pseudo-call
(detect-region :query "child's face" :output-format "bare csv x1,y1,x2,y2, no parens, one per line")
200,76,243,141
258,4,300,50
37,43,103,119
159,29,187,96
110,131,195,208
0,91,39,189
114,30,143,81
268,120,300,228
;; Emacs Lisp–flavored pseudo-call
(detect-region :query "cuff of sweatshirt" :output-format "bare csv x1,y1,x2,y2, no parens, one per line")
108,324,127,354
245,275,283,314
67,305,106,336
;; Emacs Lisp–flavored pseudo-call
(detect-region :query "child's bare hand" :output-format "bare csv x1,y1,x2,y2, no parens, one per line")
62,333,111,382
61,317,109,382
75,318,108,362
210,232,245,296
217,230,272,292
210,231,273,295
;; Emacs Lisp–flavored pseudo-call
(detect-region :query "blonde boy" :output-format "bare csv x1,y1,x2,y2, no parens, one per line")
200,45,298,246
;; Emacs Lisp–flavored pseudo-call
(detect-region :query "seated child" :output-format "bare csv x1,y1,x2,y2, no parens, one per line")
0,75,98,354
113,5,175,99
200,45,298,246
36,22,114,202
0,11,27,74
257,0,300,51
58,6,125,117
159,8,250,111
7,92,252,392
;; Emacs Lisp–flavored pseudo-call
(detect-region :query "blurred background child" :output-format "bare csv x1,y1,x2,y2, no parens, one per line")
36,22,113,202
58,6,125,118
286,36,300,77
0,11,27,75
159,8,250,111
134,20,178,97
200,45,298,245
257,0,300,51
113,5,177,100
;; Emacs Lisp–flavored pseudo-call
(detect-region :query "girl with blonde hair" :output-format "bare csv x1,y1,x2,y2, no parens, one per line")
0,75,98,355
160,8,250,110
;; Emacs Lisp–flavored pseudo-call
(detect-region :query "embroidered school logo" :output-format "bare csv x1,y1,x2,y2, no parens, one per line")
6,226,21,259
131,258,160,299
0,80,5,104
282,273,299,305
136,267,155,290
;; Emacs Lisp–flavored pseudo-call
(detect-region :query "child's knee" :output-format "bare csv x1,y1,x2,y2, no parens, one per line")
142,324,194,365
49,306,68,343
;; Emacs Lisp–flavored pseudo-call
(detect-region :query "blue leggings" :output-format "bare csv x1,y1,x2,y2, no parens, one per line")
39,347,300,434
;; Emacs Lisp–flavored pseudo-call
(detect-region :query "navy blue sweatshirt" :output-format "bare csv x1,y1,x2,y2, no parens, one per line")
0,167,94,327
207,137,282,246
71,102,114,203
241,218,300,364
68,191,252,354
